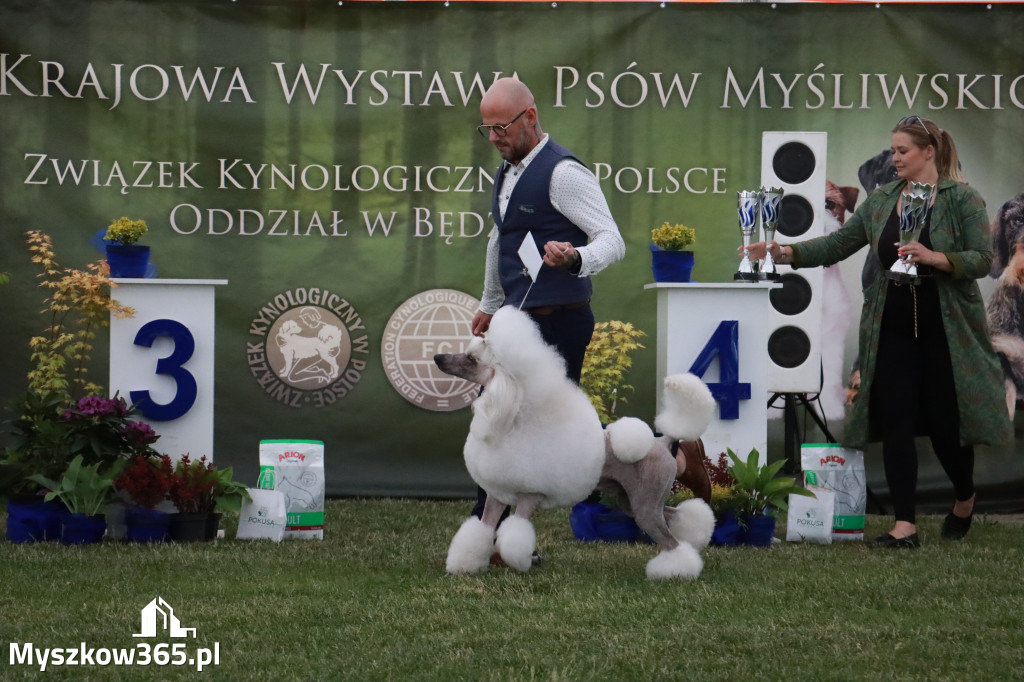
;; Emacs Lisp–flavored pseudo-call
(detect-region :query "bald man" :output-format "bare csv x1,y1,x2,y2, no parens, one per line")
473,77,625,382
469,78,625,531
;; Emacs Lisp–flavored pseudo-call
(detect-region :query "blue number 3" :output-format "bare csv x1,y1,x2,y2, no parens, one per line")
130,319,198,421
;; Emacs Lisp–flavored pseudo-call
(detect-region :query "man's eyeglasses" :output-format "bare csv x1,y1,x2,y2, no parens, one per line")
477,108,529,138
898,115,932,141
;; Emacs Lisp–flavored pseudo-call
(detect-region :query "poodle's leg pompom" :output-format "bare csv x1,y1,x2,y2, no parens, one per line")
494,516,537,573
446,516,496,575
606,417,655,464
646,542,704,580
668,498,715,550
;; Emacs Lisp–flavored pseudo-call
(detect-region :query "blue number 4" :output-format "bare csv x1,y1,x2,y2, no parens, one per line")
687,320,750,420
130,319,198,421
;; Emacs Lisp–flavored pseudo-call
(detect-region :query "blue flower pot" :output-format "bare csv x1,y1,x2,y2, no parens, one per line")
569,502,603,542
740,513,777,547
711,510,742,546
60,513,107,545
650,245,695,282
5,498,65,543
124,506,172,543
569,502,652,544
105,243,150,278
595,508,642,543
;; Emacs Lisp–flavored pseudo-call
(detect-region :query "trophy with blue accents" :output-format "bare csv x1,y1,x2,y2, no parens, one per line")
735,190,762,281
758,187,783,280
889,182,933,281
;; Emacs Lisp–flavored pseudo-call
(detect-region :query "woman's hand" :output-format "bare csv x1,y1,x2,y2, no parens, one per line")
896,241,951,272
741,241,769,261
740,240,789,264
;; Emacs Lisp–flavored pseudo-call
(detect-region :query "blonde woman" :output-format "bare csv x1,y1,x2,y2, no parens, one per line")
747,116,1011,548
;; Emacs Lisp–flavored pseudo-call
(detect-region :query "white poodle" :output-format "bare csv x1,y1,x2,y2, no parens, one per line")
434,306,717,580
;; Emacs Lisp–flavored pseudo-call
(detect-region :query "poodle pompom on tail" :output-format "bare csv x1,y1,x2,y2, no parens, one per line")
654,373,716,442
606,417,655,464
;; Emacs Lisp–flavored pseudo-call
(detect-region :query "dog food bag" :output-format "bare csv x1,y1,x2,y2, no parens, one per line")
258,439,326,540
786,487,835,544
800,444,866,541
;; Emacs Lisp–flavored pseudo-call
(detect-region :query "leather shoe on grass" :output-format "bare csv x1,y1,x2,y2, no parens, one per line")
874,532,921,549
941,512,973,540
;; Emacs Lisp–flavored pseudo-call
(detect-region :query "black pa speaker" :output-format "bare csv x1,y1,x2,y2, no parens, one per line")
760,131,827,394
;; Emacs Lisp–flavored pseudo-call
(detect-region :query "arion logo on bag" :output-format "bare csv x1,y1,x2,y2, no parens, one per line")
134,597,196,639
381,289,482,411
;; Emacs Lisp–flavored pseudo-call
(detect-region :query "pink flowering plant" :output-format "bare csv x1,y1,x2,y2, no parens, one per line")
2,393,159,495
60,395,160,466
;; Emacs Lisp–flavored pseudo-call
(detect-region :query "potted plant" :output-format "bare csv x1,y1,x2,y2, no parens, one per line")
2,231,137,541
168,455,250,541
579,320,646,425
115,455,175,542
650,221,696,282
570,321,649,543
103,216,151,278
28,455,124,545
726,448,815,547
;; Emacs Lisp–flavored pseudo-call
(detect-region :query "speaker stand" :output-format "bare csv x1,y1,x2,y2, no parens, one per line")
767,392,885,515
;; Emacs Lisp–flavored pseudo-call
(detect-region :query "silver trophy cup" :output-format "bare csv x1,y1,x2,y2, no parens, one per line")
890,182,933,278
735,190,762,281
759,187,784,280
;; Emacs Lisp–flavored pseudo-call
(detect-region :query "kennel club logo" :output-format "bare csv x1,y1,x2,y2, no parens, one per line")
248,288,369,408
382,289,481,411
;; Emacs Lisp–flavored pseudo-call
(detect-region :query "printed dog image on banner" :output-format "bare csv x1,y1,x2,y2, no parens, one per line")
986,192,1024,416
818,180,860,422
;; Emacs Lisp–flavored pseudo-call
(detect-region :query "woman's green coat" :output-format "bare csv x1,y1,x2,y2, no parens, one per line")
790,178,1012,449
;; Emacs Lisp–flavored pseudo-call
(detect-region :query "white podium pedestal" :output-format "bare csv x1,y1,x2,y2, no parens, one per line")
109,279,228,462
646,282,779,466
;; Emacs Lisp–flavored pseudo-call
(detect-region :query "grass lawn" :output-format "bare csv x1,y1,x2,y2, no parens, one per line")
2,498,1023,681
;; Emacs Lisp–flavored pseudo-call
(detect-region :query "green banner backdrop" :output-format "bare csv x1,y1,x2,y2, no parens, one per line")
2,1,1022,505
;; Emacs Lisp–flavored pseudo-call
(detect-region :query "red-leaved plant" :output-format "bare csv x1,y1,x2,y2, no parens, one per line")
168,455,217,514
115,454,174,507
707,452,736,488
115,455,173,509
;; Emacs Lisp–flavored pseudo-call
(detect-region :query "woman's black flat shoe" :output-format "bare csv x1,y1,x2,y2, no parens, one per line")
874,532,921,549
941,512,972,540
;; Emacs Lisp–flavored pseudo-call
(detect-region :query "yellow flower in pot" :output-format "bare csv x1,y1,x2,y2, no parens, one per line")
650,222,696,282
104,217,151,278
